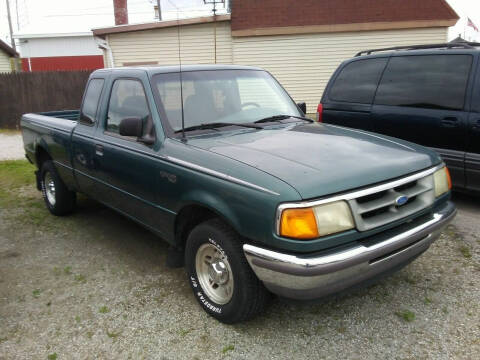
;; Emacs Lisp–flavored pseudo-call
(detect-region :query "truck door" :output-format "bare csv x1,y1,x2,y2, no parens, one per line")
466,59,480,191
91,71,171,237
371,54,473,188
71,77,106,195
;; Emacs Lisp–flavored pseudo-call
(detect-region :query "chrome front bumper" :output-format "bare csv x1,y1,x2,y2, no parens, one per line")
243,201,456,300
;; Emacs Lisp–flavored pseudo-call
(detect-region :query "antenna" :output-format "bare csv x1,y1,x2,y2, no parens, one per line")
168,0,187,141
177,16,186,141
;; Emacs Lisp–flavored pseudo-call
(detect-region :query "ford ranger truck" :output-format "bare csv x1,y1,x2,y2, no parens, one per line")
21,65,456,324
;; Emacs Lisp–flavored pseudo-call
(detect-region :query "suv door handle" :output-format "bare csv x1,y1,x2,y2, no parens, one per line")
441,117,459,127
95,144,104,156
473,119,480,131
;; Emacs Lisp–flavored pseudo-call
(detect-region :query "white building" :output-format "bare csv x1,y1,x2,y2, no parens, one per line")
93,0,459,113
14,31,104,72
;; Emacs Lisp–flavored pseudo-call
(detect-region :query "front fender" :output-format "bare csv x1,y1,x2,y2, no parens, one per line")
177,188,243,234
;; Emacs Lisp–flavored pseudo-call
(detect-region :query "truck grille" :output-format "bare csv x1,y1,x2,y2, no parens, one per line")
348,174,435,231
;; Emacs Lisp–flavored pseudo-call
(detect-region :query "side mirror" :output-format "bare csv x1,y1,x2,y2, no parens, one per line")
297,102,307,114
119,117,143,138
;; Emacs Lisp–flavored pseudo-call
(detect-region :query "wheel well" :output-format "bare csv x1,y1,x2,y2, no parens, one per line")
174,205,219,250
36,146,52,169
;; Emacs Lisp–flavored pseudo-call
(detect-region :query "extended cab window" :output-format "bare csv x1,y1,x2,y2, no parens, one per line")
106,79,151,134
329,58,387,104
375,54,472,111
80,79,104,124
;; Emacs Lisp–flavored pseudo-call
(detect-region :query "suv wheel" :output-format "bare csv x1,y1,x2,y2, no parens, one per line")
185,218,270,323
40,160,76,216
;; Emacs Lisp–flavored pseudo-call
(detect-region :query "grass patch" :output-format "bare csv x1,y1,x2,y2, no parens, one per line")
0,160,58,229
64,266,72,275
99,306,109,314
404,276,417,285
395,310,415,322
424,297,433,305
178,328,193,337
459,246,472,259
106,330,121,339
47,353,57,360
222,344,234,354
74,274,86,283
32,289,41,298
0,160,35,189
0,128,20,135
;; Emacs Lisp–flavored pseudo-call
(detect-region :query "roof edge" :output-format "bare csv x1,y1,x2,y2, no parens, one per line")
0,39,18,57
439,0,460,20
14,32,94,39
231,19,458,37
93,14,231,37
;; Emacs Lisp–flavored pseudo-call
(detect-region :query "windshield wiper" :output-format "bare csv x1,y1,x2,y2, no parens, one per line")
175,122,263,133
254,114,313,124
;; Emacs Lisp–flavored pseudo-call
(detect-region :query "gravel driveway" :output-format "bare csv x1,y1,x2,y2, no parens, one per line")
0,162,479,359
0,133,24,161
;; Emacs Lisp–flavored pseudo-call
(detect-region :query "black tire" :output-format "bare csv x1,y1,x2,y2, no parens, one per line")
185,218,270,324
40,160,76,216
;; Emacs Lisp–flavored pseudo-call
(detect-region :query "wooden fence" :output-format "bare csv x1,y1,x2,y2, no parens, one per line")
0,71,93,128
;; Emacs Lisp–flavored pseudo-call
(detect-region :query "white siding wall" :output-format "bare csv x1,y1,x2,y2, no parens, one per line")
108,21,232,66
107,23,448,112
18,36,102,58
0,51,11,73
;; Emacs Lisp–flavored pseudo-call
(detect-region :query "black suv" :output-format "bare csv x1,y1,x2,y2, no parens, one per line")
318,43,480,192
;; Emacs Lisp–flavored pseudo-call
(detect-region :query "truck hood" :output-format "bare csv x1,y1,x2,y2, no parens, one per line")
187,122,441,199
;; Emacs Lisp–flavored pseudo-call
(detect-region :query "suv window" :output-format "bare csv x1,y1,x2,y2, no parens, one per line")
329,58,387,104
80,79,104,124
375,54,473,111
106,79,151,134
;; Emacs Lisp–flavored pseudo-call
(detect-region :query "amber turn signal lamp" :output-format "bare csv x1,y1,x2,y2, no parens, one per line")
445,166,452,190
280,208,319,239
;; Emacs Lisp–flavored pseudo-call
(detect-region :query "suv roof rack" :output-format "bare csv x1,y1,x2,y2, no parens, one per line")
355,42,480,57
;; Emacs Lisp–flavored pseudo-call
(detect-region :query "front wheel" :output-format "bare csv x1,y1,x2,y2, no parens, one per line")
40,160,76,216
185,219,270,323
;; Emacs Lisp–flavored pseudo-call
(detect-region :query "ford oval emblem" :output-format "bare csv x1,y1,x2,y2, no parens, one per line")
395,195,409,206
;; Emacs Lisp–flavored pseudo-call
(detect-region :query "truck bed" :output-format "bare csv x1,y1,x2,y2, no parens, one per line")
21,111,79,186
38,110,80,121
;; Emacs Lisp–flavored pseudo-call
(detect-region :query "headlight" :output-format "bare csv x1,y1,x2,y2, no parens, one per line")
279,201,354,239
433,166,452,197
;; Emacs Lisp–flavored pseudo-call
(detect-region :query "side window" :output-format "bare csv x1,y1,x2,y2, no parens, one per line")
329,58,387,104
470,62,480,113
80,79,104,125
375,55,473,111
106,79,151,134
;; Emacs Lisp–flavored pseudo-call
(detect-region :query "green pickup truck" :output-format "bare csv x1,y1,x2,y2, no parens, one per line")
21,65,456,323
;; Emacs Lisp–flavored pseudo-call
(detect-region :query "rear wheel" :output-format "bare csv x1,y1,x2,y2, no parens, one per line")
185,218,270,323
40,160,76,216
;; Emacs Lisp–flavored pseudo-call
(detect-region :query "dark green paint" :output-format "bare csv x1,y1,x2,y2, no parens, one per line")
21,65,445,254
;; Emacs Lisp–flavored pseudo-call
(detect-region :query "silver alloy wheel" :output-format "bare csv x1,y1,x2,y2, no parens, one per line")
44,172,56,206
195,242,234,305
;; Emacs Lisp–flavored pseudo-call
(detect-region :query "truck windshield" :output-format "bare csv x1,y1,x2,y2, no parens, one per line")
151,70,301,133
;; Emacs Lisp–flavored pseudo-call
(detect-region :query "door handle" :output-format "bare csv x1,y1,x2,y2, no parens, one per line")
473,119,480,131
95,144,104,156
441,117,459,127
